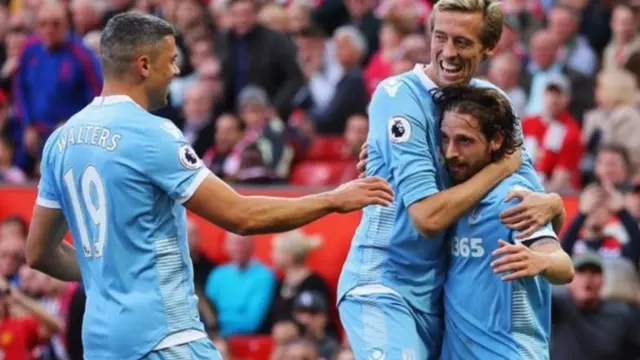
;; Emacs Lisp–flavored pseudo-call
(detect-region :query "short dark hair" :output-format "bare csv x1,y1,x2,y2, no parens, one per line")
2,215,28,237
598,143,631,169
432,86,522,161
100,12,176,78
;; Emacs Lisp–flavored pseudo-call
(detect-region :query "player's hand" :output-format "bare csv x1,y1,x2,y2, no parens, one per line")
499,190,559,239
329,177,394,213
356,142,368,179
491,240,549,281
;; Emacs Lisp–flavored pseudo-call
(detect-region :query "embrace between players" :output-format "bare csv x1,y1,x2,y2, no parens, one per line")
23,0,573,359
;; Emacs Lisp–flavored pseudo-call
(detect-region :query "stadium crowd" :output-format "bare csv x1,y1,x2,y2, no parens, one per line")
0,0,640,359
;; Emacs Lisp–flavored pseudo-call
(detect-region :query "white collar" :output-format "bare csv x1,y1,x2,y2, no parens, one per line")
412,64,438,92
90,95,140,107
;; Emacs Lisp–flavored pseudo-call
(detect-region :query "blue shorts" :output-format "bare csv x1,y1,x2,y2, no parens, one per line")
142,338,222,360
338,291,443,360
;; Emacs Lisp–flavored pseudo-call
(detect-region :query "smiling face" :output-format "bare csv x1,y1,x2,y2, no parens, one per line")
428,9,495,86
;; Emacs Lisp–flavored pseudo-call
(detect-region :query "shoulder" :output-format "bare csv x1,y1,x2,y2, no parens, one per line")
18,37,43,60
480,175,535,213
371,72,423,105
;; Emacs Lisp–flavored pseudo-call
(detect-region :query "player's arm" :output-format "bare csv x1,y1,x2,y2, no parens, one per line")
25,135,82,282
368,82,520,237
499,189,566,237
147,122,393,236
491,224,574,285
25,206,82,282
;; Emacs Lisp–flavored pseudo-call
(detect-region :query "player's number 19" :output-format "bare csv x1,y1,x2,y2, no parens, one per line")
63,166,107,258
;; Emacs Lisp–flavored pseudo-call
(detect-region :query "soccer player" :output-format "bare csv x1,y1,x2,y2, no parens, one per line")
24,13,393,360
436,86,574,360
339,0,566,359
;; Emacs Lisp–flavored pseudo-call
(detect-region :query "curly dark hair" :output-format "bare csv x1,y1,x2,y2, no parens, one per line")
431,86,522,162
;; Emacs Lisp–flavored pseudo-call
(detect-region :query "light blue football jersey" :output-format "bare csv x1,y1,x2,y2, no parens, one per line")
35,96,208,360
337,64,545,315
442,174,556,360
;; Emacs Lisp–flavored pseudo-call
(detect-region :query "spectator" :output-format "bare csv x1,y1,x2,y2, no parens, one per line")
268,229,332,330
292,291,340,360
168,40,217,109
0,234,25,286
0,136,27,184
177,81,216,156
219,0,304,120
363,12,416,95
342,114,368,160
603,3,640,71
284,338,320,360
561,184,640,267
286,1,312,34
522,74,582,193
551,252,640,360
270,319,302,360
0,216,28,240
522,30,593,121
304,25,368,135
502,0,543,46
291,24,342,133
582,69,640,176
343,0,380,64
1,13,31,93
231,85,294,181
592,145,633,190
204,233,276,337
258,3,288,33
0,276,63,360
487,52,527,116
547,4,597,77
70,0,103,36
202,113,245,180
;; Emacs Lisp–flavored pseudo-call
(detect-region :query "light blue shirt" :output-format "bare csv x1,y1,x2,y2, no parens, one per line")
205,260,276,337
443,174,556,360
36,95,207,360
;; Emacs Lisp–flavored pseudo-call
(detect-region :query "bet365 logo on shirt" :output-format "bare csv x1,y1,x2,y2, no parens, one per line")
451,237,485,258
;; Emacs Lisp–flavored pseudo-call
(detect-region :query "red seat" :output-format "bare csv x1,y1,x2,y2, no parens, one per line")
305,136,346,161
227,335,273,360
290,160,356,186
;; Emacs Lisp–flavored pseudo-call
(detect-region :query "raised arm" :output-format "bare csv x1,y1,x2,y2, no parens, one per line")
363,80,520,238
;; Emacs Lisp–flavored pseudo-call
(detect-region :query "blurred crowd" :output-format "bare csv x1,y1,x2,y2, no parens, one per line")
0,0,640,358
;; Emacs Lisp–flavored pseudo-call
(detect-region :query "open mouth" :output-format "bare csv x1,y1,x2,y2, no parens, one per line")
440,60,463,76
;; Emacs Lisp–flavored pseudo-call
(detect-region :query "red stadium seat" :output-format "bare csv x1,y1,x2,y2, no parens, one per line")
227,335,273,360
305,136,346,161
290,160,356,186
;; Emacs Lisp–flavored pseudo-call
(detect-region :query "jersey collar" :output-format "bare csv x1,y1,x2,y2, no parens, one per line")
91,95,141,107
412,64,438,92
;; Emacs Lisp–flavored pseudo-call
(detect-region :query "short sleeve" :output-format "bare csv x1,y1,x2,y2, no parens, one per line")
36,131,61,209
503,184,559,245
369,78,439,207
144,120,211,203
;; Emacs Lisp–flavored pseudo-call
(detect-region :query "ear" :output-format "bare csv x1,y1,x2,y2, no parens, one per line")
135,55,151,79
490,132,504,153
483,45,496,60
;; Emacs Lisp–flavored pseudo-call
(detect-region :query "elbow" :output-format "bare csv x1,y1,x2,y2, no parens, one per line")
412,216,445,239
25,246,45,270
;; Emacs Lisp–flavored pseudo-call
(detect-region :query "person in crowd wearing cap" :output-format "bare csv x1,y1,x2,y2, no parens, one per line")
228,84,294,182
204,233,276,337
430,86,573,359
561,183,640,268
293,291,340,360
522,74,583,193
550,252,640,360
267,230,333,333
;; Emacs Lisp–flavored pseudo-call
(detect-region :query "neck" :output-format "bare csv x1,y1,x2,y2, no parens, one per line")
424,63,441,87
101,80,150,111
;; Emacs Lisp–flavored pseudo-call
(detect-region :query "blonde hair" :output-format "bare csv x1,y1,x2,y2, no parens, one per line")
429,0,503,48
273,230,322,264
597,68,640,106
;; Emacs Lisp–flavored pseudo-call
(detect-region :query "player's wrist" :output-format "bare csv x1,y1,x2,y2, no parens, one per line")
318,192,339,213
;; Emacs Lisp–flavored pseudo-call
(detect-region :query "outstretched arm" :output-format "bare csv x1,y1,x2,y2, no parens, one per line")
185,174,393,235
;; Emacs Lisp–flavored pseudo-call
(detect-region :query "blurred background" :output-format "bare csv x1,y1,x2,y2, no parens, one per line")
1,0,640,359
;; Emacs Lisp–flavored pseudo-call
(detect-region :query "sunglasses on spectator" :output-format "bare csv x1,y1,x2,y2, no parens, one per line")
8,26,30,34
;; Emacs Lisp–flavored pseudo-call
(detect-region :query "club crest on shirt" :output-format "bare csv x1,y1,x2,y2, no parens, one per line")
388,116,411,143
178,144,202,170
